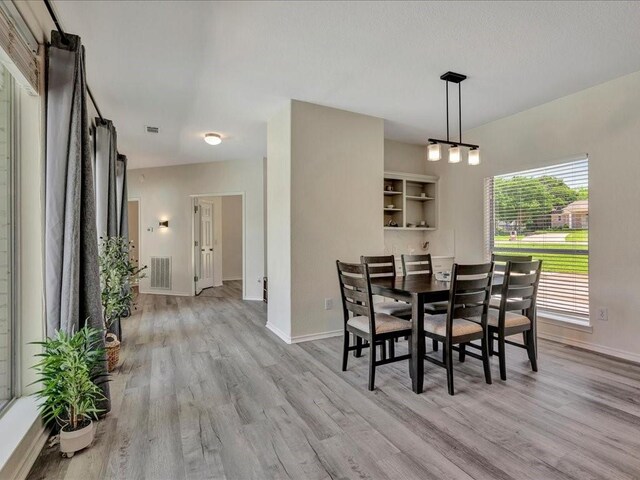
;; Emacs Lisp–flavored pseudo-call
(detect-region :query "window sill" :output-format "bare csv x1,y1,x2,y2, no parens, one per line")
538,310,593,333
0,396,44,477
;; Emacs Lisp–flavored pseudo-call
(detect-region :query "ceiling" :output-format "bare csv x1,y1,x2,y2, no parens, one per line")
53,1,640,169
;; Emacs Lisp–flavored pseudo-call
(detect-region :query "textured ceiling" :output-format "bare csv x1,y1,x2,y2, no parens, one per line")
53,1,640,168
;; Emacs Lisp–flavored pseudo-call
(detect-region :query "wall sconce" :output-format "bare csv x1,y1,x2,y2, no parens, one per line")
159,220,169,228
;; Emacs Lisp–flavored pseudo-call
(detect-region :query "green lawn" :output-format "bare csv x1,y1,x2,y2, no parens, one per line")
493,230,588,274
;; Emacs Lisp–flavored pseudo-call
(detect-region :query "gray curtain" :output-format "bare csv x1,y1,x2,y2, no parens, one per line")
94,119,118,239
45,31,110,410
116,154,129,241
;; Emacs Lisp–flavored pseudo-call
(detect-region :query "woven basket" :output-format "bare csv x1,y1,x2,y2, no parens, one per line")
105,333,121,372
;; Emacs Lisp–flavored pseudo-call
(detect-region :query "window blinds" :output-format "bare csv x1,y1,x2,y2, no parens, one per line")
0,4,39,95
485,158,589,319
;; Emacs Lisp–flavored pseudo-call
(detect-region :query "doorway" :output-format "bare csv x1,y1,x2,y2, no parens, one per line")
127,199,141,293
191,193,245,298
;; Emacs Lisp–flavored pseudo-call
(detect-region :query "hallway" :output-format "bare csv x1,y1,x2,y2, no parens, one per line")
28,294,640,479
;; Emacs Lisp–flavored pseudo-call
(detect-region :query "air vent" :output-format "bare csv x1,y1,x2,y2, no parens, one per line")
145,125,159,134
150,256,172,290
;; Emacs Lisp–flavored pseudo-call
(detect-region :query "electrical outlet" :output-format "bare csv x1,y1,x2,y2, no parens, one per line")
324,298,334,310
597,307,608,321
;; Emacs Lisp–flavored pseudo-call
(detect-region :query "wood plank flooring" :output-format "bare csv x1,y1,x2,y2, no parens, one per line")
27,288,640,479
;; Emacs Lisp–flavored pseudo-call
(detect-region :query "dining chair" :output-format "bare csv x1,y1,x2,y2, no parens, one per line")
336,261,412,391
423,262,494,395
490,253,533,309
361,255,412,319
401,253,448,352
488,260,542,381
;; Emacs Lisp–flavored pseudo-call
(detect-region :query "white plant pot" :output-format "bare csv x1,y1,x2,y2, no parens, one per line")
60,420,95,456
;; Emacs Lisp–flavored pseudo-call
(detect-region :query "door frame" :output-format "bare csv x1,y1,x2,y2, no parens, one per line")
127,197,142,268
190,192,246,298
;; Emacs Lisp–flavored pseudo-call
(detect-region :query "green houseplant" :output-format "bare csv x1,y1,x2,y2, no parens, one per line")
99,236,146,371
32,326,107,457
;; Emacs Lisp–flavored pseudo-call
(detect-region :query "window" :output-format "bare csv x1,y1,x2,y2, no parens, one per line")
485,158,589,321
0,64,14,412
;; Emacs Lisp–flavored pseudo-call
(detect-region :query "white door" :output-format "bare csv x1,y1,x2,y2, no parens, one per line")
199,200,215,289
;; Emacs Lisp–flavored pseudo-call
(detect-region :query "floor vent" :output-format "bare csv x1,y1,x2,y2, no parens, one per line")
150,256,172,290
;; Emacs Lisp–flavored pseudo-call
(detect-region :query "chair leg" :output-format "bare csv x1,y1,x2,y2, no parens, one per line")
444,342,454,395
388,338,395,359
489,333,495,356
342,332,349,371
368,339,376,391
432,339,438,352
498,333,507,381
459,342,466,362
526,329,538,372
380,341,387,361
354,335,362,358
482,332,492,385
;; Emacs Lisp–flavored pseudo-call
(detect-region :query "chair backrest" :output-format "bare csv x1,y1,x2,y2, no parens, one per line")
401,254,433,276
336,261,375,328
491,253,533,274
361,255,396,278
497,260,542,320
445,263,494,336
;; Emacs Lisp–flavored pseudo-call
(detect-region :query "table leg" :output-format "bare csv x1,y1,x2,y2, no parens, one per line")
410,292,425,393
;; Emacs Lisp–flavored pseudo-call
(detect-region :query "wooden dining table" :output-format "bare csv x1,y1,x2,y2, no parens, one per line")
370,274,449,393
370,273,504,394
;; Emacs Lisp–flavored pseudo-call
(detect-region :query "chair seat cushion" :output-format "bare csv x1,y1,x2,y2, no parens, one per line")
348,314,411,335
424,314,482,337
374,301,412,317
487,310,531,328
424,301,449,314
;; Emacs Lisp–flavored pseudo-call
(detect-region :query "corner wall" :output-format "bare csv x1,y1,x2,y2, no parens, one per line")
267,100,384,342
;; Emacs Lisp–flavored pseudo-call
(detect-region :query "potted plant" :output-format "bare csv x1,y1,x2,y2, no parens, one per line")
99,236,146,371
32,326,107,457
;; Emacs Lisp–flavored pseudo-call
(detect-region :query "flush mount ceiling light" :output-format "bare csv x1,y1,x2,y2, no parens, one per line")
204,133,222,145
427,71,480,166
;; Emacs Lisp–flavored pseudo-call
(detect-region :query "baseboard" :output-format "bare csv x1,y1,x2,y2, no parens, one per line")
223,277,243,282
139,290,192,297
266,322,292,343
539,331,640,364
243,296,263,302
265,323,342,345
290,329,343,344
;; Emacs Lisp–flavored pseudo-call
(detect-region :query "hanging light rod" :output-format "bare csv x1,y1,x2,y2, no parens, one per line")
426,71,480,165
43,0,104,122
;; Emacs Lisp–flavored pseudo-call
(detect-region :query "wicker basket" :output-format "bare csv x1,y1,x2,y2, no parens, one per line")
105,333,121,372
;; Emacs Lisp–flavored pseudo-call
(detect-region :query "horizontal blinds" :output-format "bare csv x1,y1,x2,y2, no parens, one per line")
486,158,589,318
0,6,39,95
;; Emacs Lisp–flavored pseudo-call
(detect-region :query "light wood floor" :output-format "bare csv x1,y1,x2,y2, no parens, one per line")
28,291,640,479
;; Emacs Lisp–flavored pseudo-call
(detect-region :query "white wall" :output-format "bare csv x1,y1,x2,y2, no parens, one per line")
266,104,292,339
267,100,384,342
437,70,640,361
128,159,264,299
221,195,243,281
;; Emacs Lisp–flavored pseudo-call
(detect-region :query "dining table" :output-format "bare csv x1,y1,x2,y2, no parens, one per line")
370,273,504,394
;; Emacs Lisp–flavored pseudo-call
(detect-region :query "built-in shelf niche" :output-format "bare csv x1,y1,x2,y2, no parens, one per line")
383,171,438,231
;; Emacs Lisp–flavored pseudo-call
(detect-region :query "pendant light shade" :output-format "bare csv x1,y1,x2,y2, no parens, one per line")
468,147,480,165
448,145,461,164
427,71,482,167
427,142,441,161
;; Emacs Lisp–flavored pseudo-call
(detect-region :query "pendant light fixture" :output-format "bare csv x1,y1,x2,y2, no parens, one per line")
427,71,480,165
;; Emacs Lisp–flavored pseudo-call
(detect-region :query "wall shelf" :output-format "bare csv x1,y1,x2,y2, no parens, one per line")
383,171,439,231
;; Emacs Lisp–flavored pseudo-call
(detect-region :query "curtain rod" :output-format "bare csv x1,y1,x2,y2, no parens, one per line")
43,0,104,122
